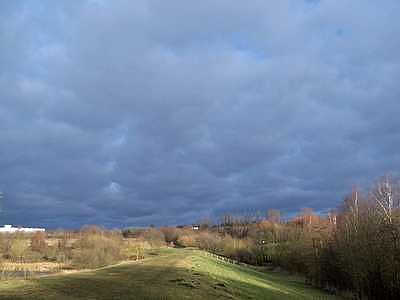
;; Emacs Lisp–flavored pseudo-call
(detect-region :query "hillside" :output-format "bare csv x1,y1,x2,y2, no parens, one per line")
0,248,341,300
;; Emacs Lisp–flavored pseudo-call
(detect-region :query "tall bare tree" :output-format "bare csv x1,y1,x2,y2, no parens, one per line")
371,176,399,224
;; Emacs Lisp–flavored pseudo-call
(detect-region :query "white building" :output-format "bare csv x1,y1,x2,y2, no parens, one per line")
0,224,45,233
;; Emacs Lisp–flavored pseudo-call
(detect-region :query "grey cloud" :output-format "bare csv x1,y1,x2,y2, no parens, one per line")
0,0,399,228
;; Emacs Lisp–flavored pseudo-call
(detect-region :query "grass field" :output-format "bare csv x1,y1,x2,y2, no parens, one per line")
0,248,341,300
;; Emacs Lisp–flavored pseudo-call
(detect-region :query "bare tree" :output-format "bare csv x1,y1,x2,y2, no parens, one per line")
342,186,361,234
301,207,314,226
371,176,399,224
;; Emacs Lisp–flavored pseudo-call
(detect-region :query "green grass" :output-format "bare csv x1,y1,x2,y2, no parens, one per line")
0,248,341,300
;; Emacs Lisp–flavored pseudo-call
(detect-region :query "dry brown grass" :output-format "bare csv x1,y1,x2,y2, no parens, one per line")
0,262,65,273
45,238,77,247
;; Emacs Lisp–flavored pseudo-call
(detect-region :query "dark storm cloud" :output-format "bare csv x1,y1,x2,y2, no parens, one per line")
1,0,400,227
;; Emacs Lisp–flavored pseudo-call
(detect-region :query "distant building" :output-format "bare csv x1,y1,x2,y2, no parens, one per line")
192,225,200,230
0,224,45,233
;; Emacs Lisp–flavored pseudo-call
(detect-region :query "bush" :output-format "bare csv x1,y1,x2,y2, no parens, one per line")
176,234,197,247
30,232,47,253
9,237,29,262
71,232,125,269
196,232,223,253
122,228,145,238
160,227,181,245
141,229,165,248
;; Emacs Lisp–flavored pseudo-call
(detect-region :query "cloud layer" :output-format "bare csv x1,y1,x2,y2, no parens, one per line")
1,0,400,228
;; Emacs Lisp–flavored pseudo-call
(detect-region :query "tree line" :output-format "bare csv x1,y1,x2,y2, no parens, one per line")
151,176,400,299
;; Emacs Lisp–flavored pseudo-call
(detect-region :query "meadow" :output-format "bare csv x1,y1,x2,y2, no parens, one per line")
0,248,340,300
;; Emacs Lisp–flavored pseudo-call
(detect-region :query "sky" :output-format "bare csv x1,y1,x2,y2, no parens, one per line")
1,0,400,228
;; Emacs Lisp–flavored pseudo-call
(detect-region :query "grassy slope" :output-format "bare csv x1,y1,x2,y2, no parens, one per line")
0,248,341,300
